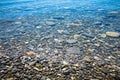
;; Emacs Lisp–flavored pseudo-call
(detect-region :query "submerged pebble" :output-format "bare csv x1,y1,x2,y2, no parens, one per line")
45,21,56,26
66,46,80,54
82,33,94,38
68,22,83,27
25,51,36,56
106,32,120,37
73,34,80,39
108,11,119,14
66,39,77,44
57,30,64,34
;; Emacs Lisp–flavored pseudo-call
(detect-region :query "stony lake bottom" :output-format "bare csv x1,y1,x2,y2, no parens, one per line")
0,0,120,80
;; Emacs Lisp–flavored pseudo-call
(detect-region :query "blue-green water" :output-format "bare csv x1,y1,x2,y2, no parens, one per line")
0,0,120,19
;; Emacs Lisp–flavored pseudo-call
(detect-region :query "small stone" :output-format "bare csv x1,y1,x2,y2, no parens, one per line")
46,21,56,26
94,56,101,60
88,48,95,52
94,43,100,47
66,39,77,44
91,79,99,80
106,32,120,37
14,21,22,24
41,35,53,40
98,67,103,71
83,56,91,62
68,22,82,27
54,38,64,43
108,11,118,14
73,63,79,67
62,61,69,66
71,76,75,80
82,33,94,38
112,65,120,70
74,34,80,39
100,34,106,38
46,78,51,80
0,45,2,48
36,25,42,29
66,47,80,54
94,21,102,25
41,76,46,80
45,50,49,54
57,30,64,34
25,51,36,56
33,67,41,71
6,78,13,80
25,41,29,44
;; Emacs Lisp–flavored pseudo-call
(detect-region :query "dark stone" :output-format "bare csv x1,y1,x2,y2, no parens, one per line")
82,33,94,38
94,21,102,25
53,17,64,20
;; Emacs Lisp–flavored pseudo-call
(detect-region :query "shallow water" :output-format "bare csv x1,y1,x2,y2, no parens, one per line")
0,0,120,79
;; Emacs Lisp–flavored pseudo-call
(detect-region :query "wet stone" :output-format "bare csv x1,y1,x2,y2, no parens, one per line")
68,22,83,27
82,33,94,38
53,16,64,20
82,56,91,62
106,31,120,37
41,76,46,80
66,39,77,44
66,46,80,54
6,77,14,80
108,11,119,14
57,30,64,34
62,61,69,66
94,21,102,25
45,21,56,26
25,51,36,56
74,34,80,39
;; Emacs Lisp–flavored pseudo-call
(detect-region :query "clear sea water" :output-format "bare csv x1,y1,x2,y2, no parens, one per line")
0,0,120,56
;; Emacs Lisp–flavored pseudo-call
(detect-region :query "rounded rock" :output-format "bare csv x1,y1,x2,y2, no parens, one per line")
106,32,120,37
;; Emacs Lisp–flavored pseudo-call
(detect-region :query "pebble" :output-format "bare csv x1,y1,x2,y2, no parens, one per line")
45,21,56,26
6,78,13,80
41,35,53,40
54,38,64,43
74,34,80,39
94,43,100,47
68,22,82,27
36,25,42,29
94,56,101,60
83,56,91,62
53,16,64,20
57,30,64,34
25,51,36,56
108,11,118,14
91,79,99,80
82,33,94,38
66,39,77,44
73,63,79,67
62,61,69,66
106,32,120,37
41,76,46,80
71,76,75,80
100,34,106,38
88,48,95,52
66,47,80,54
14,21,22,24
94,21,102,25
46,78,51,80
